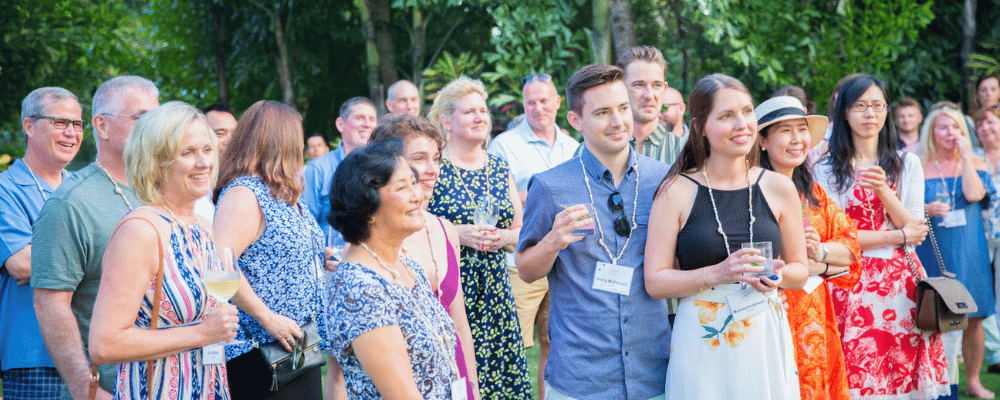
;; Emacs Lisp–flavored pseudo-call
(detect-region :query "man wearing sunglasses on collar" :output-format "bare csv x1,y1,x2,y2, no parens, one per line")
516,64,670,400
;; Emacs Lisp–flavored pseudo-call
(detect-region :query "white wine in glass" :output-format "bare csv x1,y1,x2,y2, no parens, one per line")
204,247,242,344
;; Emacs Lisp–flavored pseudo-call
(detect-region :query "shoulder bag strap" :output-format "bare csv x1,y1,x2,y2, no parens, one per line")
925,212,951,277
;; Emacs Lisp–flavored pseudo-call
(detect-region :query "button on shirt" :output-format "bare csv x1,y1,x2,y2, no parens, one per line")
302,146,347,248
517,148,672,400
639,122,686,166
487,119,580,193
0,159,63,370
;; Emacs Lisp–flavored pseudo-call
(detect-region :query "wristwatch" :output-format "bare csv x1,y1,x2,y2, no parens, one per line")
819,243,830,262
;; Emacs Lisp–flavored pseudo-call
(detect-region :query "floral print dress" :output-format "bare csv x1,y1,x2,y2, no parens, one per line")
428,156,532,399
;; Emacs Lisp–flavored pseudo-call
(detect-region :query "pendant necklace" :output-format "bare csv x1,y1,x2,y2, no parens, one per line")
701,163,754,256
95,162,134,211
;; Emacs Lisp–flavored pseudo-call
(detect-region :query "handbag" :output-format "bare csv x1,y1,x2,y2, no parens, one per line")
903,213,978,332
249,319,326,391
89,216,166,400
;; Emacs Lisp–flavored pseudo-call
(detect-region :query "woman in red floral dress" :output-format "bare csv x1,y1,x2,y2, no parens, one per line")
813,75,950,399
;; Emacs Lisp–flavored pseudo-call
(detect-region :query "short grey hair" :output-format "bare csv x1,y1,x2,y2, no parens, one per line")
21,87,80,125
92,76,159,117
386,80,417,101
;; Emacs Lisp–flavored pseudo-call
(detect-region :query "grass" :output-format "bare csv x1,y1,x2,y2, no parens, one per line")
959,363,1000,400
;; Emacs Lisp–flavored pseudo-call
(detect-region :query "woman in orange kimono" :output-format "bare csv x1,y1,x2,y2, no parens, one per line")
756,96,861,399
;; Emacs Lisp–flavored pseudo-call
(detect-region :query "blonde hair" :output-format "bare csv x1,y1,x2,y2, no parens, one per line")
125,101,217,205
426,76,489,142
919,106,970,161
214,100,304,204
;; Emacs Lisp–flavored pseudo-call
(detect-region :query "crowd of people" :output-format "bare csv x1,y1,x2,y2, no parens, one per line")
2,44,1000,400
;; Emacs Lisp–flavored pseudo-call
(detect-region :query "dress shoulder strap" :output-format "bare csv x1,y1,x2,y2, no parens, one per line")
679,174,699,185
754,168,766,184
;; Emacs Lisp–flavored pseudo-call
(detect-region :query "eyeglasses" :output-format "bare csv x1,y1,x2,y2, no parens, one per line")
522,73,552,88
101,112,146,122
608,192,630,237
850,102,888,113
30,115,87,131
661,102,683,112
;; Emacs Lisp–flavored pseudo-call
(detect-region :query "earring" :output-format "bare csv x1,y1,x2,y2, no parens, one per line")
368,217,375,225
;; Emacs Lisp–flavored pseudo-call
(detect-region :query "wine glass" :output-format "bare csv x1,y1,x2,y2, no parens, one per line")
204,247,243,344
473,197,501,253
936,185,952,209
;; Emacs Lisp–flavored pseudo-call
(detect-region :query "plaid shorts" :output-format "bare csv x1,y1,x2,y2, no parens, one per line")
1,367,63,400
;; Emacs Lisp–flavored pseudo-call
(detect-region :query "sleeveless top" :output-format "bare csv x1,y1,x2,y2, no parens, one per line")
676,171,782,271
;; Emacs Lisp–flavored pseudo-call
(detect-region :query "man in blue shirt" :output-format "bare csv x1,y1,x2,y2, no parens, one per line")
516,65,671,399
1,87,84,399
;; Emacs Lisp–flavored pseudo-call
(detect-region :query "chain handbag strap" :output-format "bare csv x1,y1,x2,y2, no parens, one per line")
901,211,948,285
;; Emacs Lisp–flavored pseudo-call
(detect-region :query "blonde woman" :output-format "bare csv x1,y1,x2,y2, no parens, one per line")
426,77,531,398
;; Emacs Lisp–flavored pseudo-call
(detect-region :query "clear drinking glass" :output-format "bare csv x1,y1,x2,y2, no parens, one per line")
936,185,952,209
741,241,774,277
203,247,243,344
567,203,595,236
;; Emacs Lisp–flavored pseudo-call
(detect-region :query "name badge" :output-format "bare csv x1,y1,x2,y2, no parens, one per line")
451,378,468,400
863,246,893,259
727,287,768,322
941,210,967,228
803,275,825,294
592,262,633,296
203,343,224,365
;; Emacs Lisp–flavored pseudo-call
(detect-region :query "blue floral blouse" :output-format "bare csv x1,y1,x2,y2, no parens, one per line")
220,175,330,360
329,258,457,399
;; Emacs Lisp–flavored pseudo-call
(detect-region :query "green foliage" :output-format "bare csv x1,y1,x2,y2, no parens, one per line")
421,52,494,100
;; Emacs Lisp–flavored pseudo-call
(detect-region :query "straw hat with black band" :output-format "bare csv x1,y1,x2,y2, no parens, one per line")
755,96,828,149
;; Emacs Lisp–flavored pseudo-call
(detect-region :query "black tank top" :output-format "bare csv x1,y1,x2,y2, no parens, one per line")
675,171,783,271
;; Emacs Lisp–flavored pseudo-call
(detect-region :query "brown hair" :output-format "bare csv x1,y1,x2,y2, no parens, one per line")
661,74,757,189
369,114,445,152
772,85,814,114
826,73,862,122
973,106,1000,126
214,100,304,204
615,46,667,74
895,97,920,112
566,64,625,115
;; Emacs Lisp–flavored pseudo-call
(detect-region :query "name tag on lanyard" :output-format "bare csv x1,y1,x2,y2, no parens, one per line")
592,262,634,296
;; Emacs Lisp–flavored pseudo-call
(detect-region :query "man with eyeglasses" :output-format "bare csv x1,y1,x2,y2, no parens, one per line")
32,76,159,400
516,64,670,400
0,87,85,399
487,72,579,398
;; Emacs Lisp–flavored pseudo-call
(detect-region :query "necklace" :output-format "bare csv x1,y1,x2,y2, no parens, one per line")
359,242,405,283
933,159,959,205
23,162,52,201
94,162,134,211
446,155,492,208
401,215,446,297
701,164,754,256
578,152,639,264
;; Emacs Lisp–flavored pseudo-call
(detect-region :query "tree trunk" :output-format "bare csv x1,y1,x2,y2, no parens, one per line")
962,0,977,111
355,0,382,108
411,7,426,88
211,5,230,105
668,0,688,91
608,0,635,58
591,0,610,64
274,16,296,108
369,0,397,96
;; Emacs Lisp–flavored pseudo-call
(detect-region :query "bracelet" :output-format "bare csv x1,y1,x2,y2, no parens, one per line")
823,263,829,275
900,229,907,245
696,268,707,292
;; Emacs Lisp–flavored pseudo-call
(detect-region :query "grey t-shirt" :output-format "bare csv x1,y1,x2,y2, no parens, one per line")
31,163,138,386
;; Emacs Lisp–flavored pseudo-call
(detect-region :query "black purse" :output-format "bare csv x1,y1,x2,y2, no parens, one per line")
253,320,327,391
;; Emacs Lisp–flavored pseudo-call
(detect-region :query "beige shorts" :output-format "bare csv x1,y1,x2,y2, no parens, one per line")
508,266,550,347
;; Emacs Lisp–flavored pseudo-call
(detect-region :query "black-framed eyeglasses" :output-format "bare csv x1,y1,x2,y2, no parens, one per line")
522,73,552,89
30,115,86,131
608,192,630,237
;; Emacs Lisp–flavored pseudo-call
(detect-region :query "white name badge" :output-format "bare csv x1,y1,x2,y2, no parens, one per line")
451,378,468,400
941,210,967,228
863,246,893,259
803,275,825,294
203,343,224,365
727,287,768,322
592,262,634,296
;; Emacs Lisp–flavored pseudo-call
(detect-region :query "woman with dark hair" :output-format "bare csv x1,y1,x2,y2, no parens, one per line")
369,114,480,399
644,73,808,399
813,75,949,399
976,74,1000,114
755,96,860,400
213,100,329,399
327,139,460,399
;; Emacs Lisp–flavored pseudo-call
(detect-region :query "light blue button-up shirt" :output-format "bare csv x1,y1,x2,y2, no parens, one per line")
0,159,63,370
302,146,347,248
517,148,672,400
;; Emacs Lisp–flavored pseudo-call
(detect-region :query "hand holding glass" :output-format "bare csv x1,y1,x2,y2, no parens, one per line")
741,242,774,277
204,247,243,344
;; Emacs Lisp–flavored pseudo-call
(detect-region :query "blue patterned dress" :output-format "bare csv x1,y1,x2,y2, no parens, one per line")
115,210,229,400
330,258,458,399
428,156,531,399
219,176,330,360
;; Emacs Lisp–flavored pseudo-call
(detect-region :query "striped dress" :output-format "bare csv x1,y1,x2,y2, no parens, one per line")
115,210,229,400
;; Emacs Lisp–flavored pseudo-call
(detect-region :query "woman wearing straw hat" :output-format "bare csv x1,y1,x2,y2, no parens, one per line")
756,96,860,400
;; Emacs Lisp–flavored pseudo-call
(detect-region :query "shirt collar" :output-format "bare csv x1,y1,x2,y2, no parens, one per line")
515,119,562,147
642,122,669,147
9,159,64,190
580,146,637,183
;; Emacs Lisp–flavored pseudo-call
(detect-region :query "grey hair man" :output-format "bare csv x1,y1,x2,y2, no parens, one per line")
0,87,84,399
385,80,421,116
32,76,159,399
488,73,580,398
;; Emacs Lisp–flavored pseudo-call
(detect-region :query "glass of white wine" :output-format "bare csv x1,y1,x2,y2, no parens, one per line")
204,247,243,345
